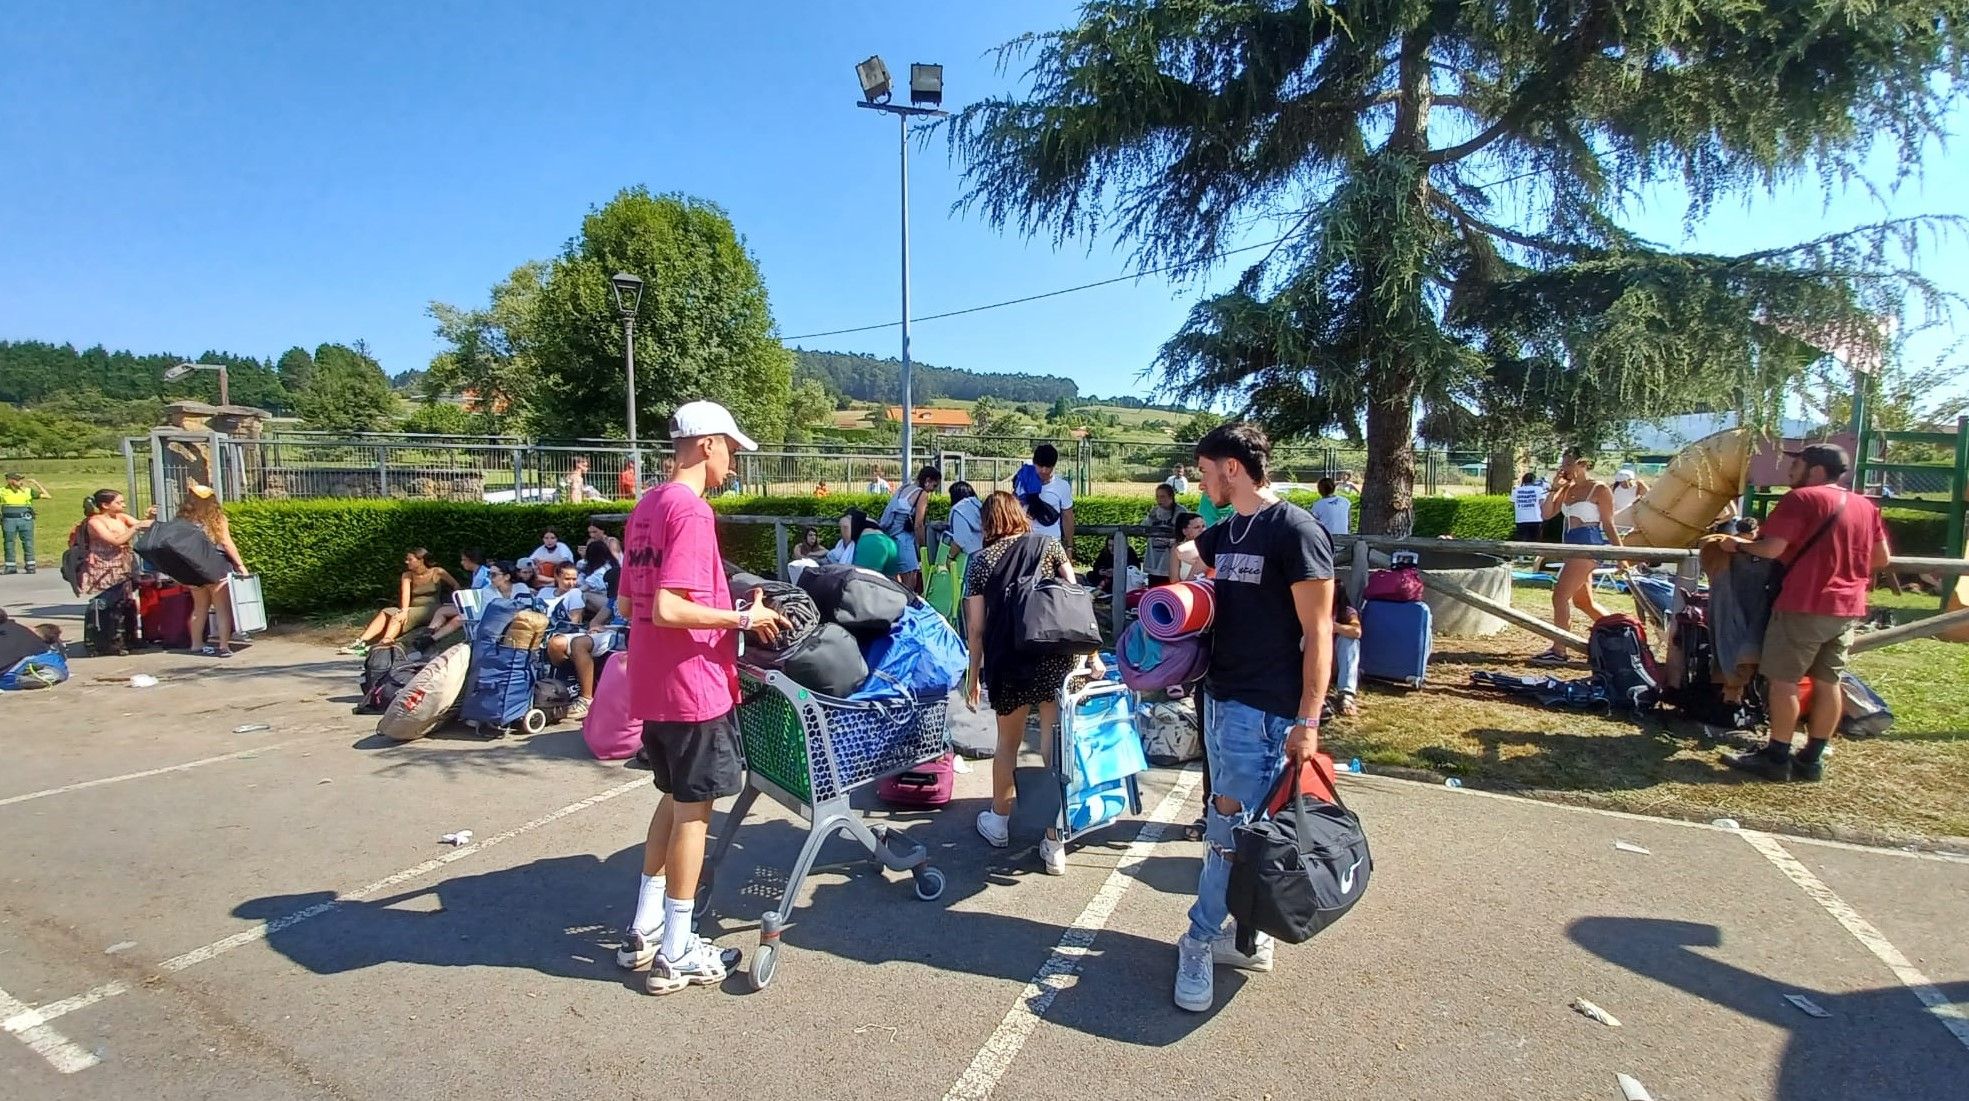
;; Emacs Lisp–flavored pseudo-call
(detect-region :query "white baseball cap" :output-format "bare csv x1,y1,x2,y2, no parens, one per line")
668,400,757,452
1614,468,1635,483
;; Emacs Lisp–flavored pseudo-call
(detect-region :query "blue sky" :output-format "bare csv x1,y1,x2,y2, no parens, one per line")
2,1,1965,405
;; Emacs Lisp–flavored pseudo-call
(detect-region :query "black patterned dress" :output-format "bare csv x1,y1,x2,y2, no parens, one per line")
966,534,1077,715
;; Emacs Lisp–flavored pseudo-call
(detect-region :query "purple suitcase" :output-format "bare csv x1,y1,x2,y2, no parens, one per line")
1361,598,1431,688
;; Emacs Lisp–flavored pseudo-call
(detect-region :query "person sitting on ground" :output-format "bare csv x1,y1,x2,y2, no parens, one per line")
338,549,459,656
529,529,576,576
587,522,624,559
1091,535,1142,596
424,547,492,641
879,465,942,592
792,526,828,562
544,563,614,721
177,484,248,658
513,559,542,593
578,538,621,621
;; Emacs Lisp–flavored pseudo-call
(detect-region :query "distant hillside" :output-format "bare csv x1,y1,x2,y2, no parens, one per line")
793,348,1077,405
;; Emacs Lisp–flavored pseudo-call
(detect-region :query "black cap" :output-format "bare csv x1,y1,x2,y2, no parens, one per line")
1784,443,1850,478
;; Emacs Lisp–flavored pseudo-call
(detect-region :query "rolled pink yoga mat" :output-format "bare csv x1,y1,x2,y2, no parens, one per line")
1139,579,1215,640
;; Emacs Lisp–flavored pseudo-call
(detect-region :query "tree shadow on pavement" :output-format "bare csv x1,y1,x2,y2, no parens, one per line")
1569,916,1969,1101
344,728,606,780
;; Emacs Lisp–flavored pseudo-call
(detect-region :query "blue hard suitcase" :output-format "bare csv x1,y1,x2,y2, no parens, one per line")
1361,599,1431,688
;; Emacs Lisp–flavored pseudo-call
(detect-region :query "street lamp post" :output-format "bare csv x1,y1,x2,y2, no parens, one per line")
163,361,230,407
610,272,647,485
856,56,947,477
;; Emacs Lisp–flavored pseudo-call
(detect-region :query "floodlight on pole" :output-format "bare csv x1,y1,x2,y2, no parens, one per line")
609,272,647,484
164,361,230,407
855,58,949,478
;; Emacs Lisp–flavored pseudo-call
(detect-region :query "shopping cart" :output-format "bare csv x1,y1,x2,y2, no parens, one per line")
697,664,951,991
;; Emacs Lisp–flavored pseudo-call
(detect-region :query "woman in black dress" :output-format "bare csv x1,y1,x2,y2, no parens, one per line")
963,490,1085,874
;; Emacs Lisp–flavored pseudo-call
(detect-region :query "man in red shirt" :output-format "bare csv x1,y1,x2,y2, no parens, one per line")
614,400,786,994
1722,444,1890,782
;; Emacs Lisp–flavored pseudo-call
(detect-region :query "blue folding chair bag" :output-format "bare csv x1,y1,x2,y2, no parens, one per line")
1068,690,1150,788
1,650,70,691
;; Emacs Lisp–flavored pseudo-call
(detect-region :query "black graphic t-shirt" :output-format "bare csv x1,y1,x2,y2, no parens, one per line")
1194,499,1335,717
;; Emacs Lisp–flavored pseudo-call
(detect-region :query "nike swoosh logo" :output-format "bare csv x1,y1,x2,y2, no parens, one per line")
1338,856,1363,895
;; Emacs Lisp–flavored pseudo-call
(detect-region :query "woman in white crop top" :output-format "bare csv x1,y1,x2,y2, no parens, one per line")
1531,450,1625,664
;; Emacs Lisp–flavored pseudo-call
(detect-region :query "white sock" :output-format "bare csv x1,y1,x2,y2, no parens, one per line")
660,895,694,960
632,874,667,936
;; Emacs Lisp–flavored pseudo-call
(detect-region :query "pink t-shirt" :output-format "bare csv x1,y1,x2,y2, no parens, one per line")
621,482,737,723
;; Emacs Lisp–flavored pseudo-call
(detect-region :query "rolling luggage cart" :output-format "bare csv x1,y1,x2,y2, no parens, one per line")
697,665,951,991
1053,660,1147,845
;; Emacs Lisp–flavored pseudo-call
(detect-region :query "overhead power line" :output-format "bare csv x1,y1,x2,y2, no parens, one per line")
780,233,1301,342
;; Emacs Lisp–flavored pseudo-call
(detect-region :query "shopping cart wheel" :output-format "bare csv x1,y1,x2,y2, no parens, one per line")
522,708,548,735
748,941,779,991
911,866,946,902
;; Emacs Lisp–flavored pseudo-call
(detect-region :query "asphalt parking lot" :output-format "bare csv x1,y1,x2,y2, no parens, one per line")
4,572,1966,1100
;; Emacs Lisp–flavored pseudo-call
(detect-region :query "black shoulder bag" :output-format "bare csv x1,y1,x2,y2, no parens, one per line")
1014,534,1102,655
1763,491,1847,605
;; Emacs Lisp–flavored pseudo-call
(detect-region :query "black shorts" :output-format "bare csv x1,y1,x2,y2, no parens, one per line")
641,710,745,803
1513,521,1546,544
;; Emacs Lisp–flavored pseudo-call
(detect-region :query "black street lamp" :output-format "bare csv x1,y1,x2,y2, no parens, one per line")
610,272,647,482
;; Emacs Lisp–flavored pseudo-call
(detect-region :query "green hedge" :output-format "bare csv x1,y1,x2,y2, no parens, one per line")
229,491,1959,616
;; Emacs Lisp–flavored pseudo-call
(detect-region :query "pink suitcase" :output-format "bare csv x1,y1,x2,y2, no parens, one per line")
875,753,956,807
581,652,643,760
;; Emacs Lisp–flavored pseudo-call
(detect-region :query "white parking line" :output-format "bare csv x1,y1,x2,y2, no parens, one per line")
0,984,100,1074
1742,829,1969,1053
1,776,648,1048
0,740,307,809
944,768,1201,1101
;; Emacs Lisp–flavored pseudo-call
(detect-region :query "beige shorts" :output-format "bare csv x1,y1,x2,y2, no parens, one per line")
1761,611,1858,684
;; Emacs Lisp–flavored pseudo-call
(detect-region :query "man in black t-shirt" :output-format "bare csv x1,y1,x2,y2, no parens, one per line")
1169,422,1335,1013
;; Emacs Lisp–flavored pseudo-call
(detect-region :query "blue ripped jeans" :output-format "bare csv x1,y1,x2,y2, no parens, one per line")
1188,695,1290,943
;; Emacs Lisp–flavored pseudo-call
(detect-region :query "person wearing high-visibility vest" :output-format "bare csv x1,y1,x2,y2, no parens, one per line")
1,472,51,575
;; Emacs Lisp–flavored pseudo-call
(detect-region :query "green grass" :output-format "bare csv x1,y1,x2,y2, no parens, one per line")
2,457,127,569
1318,581,1969,845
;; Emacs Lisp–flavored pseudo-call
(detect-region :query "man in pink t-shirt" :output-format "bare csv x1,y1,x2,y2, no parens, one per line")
1721,444,1890,783
613,400,786,995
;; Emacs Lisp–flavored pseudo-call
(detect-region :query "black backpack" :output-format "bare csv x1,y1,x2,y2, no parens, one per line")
795,564,912,640
358,642,426,714
60,524,87,596
1588,614,1662,712
1227,761,1372,954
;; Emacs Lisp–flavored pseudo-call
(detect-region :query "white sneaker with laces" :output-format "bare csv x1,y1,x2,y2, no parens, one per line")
1211,929,1275,972
565,697,591,722
1174,933,1214,1012
975,808,1010,848
1039,834,1067,875
646,937,741,995
616,927,660,971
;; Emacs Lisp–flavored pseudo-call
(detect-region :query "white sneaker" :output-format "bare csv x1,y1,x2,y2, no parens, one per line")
616,927,659,971
975,808,1010,848
646,937,741,995
564,697,591,722
1039,834,1067,876
1211,930,1275,972
1174,933,1214,1012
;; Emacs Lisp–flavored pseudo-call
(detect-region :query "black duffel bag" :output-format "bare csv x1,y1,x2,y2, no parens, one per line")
1226,758,1372,954
749,621,868,698
796,563,911,640
135,519,231,586
1017,571,1101,655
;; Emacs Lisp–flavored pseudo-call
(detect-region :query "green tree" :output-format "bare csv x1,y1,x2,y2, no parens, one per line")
398,400,475,435
1174,409,1227,443
275,346,314,394
425,262,544,435
953,1,1962,532
296,342,397,434
783,378,838,444
530,188,793,443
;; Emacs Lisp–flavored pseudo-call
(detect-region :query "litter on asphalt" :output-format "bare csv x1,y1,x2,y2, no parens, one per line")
1613,841,1651,855
1571,998,1622,1027
441,831,474,846
232,723,272,733
1616,1072,1654,1101
1784,993,1832,1018
129,674,159,688
1711,817,1741,830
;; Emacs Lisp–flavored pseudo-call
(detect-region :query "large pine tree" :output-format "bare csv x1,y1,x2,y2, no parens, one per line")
952,0,1964,531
